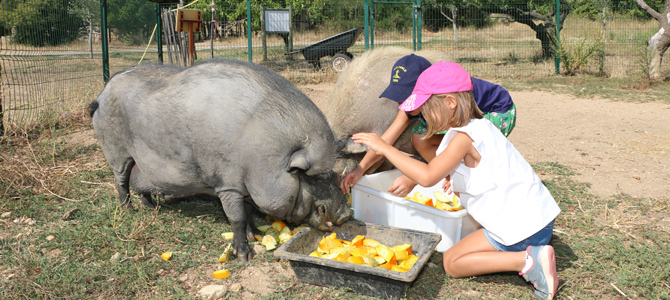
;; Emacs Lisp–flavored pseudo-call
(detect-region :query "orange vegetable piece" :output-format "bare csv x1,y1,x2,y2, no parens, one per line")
271,220,286,232
318,237,338,253
362,238,382,247
435,201,454,211
350,246,377,257
347,256,365,265
349,246,368,257
399,254,419,270
377,262,393,270
417,197,433,207
351,235,365,247
375,245,396,263
391,265,408,272
330,246,351,258
332,253,348,262
394,249,409,261
392,243,412,256
212,269,230,279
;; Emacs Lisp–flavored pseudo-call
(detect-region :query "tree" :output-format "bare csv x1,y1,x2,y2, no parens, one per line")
468,0,571,59
635,0,670,79
107,0,156,45
424,0,570,59
71,0,100,57
0,0,84,47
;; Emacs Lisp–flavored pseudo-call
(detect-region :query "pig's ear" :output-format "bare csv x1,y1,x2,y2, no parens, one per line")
288,153,310,174
343,138,368,154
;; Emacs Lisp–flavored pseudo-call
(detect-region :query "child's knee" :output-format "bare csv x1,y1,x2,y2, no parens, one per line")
441,251,460,278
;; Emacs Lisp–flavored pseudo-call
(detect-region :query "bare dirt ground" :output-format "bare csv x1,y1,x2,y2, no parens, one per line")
300,84,670,201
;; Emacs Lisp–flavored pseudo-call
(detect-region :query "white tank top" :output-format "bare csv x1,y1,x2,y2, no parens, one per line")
437,119,561,246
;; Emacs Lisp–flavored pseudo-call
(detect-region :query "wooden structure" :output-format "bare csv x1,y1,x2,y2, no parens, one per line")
175,8,202,65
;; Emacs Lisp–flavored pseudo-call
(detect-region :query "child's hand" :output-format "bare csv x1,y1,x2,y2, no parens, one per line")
340,167,364,194
387,175,417,197
442,174,452,194
351,133,388,156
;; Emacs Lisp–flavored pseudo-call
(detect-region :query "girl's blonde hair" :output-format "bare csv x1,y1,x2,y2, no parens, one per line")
420,91,483,138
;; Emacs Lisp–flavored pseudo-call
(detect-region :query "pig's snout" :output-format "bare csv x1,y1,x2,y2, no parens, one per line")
335,206,353,225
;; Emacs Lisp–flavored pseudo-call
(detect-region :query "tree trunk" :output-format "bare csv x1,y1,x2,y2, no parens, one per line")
451,6,458,43
647,30,670,79
635,0,670,79
473,1,571,59
439,6,458,43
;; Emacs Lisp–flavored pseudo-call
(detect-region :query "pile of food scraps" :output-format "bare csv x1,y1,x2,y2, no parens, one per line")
309,233,419,272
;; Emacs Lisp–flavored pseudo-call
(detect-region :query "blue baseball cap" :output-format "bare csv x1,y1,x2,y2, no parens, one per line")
379,54,432,103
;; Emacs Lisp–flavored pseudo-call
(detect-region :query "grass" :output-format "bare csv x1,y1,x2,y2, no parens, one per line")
1,117,669,299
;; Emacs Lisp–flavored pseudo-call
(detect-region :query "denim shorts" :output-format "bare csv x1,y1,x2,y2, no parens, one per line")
483,219,555,252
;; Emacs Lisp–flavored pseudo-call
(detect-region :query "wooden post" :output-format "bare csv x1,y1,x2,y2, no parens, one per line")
176,9,202,66
188,21,195,64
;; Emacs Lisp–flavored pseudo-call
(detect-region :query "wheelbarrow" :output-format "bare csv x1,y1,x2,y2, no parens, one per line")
286,27,363,72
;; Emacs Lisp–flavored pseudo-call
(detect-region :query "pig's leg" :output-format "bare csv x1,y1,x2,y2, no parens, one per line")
244,201,262,241
129,165,156,209
217,191,252,261
113,159,135,209
139,194,155,209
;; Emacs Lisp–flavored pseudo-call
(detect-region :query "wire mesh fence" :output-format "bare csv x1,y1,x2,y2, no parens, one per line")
0,0,667,135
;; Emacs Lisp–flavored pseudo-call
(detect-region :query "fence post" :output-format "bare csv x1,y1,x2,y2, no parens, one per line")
364,0,369,50
555,0,560,75
261,5,267,61
0,63,3,136
288,5,293,55
370,0,375,49
210,0,214,59
416,0,422,51
247,0,252,62
412,1,416,50
157,4,164,64
100,0,110,83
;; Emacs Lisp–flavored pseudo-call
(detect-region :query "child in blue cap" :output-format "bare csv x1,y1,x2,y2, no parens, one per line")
354,61,559,299
340,54,517,197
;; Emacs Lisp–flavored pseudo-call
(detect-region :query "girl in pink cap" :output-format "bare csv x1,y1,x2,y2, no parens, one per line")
339,54,515,198
352,61,561,300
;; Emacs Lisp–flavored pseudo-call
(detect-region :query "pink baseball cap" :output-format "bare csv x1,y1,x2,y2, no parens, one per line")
398,61,473,111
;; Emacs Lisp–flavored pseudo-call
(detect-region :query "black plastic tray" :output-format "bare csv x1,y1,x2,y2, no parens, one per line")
274,220,441,299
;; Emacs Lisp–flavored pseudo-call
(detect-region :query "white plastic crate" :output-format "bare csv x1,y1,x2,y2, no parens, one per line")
351,169,481,252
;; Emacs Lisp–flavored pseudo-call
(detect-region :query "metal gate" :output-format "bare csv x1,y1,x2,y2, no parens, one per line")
364,0,422,51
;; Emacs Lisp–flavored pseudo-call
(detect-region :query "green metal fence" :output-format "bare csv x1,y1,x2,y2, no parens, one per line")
0,0,667,135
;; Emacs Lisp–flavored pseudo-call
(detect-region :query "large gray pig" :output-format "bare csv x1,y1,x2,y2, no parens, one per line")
90,58,352,261
322,47,452,175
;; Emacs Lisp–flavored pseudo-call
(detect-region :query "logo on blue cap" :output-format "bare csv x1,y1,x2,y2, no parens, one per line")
392,66,407,83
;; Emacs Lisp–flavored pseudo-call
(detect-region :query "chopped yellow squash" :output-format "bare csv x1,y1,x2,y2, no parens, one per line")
212,269,230,279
